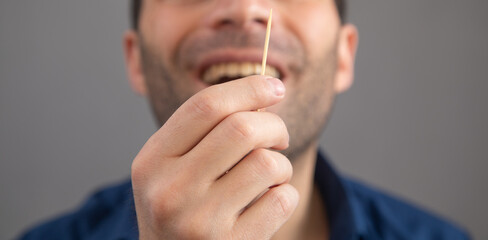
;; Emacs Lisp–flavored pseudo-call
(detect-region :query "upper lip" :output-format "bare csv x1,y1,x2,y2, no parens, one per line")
192,49,287,82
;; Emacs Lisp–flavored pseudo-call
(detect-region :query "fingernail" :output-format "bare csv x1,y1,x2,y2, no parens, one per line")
266,77,285,96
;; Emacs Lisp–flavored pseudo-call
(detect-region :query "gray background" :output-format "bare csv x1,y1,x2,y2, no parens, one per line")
1,0,486,239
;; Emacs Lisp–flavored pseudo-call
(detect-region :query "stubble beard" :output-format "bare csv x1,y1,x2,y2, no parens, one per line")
280,54,337,162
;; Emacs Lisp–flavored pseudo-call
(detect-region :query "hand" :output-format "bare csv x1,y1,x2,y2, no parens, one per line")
131,75,299,239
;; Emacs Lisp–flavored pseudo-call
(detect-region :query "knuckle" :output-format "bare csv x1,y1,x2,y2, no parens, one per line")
190,91,223,118
130,136,162,184
253,150,280,177
227,113,256,141
273,114,290,146
147,178,190,223
148,187,178,222
130,157,146,184
278,116,289,136
269,186,298,217
276,153,293,181
253,152,293,185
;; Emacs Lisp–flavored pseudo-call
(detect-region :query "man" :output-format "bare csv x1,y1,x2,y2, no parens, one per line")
21,0,469,239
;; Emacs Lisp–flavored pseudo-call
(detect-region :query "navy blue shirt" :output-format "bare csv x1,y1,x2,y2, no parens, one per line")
20,153,470,239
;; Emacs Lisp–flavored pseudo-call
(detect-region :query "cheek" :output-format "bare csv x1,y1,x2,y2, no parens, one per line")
284,3,339,61
141,7,202,66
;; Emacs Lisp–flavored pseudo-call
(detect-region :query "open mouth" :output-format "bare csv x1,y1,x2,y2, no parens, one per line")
200,62,282,85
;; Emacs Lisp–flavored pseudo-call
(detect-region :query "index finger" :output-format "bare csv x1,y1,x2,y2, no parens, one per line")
148,75,285,157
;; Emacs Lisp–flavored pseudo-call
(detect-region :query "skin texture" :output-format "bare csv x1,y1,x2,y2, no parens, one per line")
124,0,358,239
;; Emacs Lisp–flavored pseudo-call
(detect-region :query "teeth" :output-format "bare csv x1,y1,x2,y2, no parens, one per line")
202,62,280,84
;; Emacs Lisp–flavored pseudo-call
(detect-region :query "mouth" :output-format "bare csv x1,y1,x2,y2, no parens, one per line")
200,62,281,85
193,50,287,86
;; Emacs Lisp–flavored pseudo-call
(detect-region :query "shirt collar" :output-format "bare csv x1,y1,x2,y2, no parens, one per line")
315,151,364,240
109,181,139,240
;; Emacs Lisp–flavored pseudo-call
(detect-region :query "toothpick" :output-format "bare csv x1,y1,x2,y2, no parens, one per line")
257,9,273,112
261,9,273,76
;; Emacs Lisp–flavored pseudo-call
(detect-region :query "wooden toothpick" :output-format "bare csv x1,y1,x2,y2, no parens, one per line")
261,9,273,76
257,9,273,112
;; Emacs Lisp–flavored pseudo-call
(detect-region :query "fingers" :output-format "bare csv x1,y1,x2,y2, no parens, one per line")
212,149,293,213
184,111,289,181
149,75,285,157
234,184,299,239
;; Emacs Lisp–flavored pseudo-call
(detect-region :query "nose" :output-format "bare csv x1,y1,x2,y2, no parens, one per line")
204,0,272,31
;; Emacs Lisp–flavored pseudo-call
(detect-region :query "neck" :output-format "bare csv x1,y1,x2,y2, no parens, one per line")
272,143,329,240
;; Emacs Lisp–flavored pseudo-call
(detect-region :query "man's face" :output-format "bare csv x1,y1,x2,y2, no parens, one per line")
127,0,356,160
